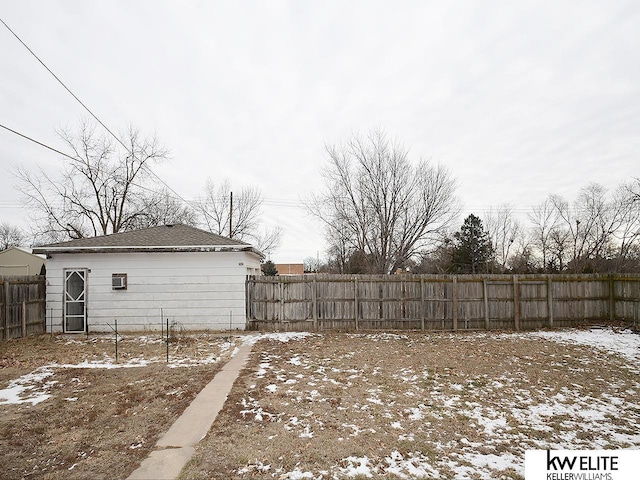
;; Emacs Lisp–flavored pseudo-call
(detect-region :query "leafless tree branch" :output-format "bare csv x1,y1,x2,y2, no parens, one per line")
14,119,169,243
308,129,458,273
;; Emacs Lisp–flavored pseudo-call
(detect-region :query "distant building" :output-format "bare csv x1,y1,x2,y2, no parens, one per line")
0,247,46,275
275,263,305,275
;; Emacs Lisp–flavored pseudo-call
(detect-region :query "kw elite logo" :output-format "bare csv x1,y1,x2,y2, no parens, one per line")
546,450,617,480
525,450,639,480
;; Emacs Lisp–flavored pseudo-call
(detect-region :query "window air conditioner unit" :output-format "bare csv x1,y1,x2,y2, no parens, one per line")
112,274,127,290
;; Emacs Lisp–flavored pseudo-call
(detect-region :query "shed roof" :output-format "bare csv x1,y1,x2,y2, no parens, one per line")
32,224,262,256
0,246,43,258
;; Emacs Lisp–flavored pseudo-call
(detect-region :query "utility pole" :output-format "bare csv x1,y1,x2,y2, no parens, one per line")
229,191,233,238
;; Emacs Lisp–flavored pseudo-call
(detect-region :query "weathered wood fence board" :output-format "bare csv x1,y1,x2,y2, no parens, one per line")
246,274,640,331
0,276,46,340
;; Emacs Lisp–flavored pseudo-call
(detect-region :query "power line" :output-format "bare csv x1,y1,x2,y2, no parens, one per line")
0,123,77,161
0,121,310,214
0,16,190,209
0,17,123,154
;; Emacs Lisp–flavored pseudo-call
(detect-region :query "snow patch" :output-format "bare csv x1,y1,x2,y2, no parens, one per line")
0,367,54,405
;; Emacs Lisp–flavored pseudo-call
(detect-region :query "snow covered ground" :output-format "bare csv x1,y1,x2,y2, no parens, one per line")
0,334,238,406
227,328,640,479
529,328,640,365
0,332,313,406
2,328,639,479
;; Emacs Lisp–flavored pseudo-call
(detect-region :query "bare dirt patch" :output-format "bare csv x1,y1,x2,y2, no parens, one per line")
0,332,238,480
181,330,640,479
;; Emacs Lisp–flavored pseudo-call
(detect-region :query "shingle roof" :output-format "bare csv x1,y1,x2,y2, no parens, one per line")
32,224,261,255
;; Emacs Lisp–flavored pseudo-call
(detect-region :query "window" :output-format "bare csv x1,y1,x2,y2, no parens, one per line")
112,273,127,290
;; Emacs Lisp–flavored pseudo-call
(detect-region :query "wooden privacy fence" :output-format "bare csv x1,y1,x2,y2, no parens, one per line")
0,276,46,340
246,274,640,331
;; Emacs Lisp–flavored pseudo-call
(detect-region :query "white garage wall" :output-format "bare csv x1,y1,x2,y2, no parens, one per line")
45,250,261,333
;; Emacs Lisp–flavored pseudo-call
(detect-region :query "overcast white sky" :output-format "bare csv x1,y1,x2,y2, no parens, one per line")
1,0,639,262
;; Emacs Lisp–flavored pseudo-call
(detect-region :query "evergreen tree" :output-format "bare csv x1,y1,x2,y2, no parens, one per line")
261,260,278,276
450,214,494,273
346,249,371,274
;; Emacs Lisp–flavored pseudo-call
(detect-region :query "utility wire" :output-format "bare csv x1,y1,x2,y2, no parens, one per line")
0,16,190,209
0,121,310,213
0,120,608,219
1,19,614,231
0,123,77,161
0,17,122,148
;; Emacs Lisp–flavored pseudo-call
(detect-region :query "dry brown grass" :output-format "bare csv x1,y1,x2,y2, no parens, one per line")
0,332,236,480
181,331,640,479
2,330,638,479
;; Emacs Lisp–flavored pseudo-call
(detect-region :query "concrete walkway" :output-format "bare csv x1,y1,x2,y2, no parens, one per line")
127,342,254,480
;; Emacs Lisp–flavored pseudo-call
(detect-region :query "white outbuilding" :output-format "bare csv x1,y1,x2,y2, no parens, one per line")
32,224,263,333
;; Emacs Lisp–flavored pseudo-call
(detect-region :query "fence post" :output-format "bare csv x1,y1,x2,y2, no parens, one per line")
513,275,520,330
312,277,318,331
2,280,9,340
420,277,425,331
279,280,285,324
609,274,615,323
39,279,46,335
354,277,359,331
483,279,489,330
114,319,118,364
22,301,27,338
452,276,458,331
400,279,405,321
583,279,588,324
547,276,554,328
245,277,250,326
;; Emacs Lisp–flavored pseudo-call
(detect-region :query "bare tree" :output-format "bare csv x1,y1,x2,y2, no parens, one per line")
612,184,640,268
552,184,627,272
196,178,281,255
547,226,571,271
575,183,618,262
534,184,635,272
528,197,564,270
309,129,458,274
198,179,260,238
15,120,169,242
303,256,319,273
128,188,199,229
320,215,354,273
507,241,536,273
251,226,282,258
627,178,640,202
548,193,588,272
484,204,521,273
0,222,24,250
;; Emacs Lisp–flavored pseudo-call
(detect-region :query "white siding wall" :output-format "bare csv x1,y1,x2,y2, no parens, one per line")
45,251,261,333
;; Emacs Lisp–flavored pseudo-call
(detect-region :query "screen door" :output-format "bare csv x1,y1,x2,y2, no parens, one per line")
64,269,86,332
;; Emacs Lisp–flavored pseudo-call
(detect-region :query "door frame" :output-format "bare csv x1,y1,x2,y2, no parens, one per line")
63,268,88,333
